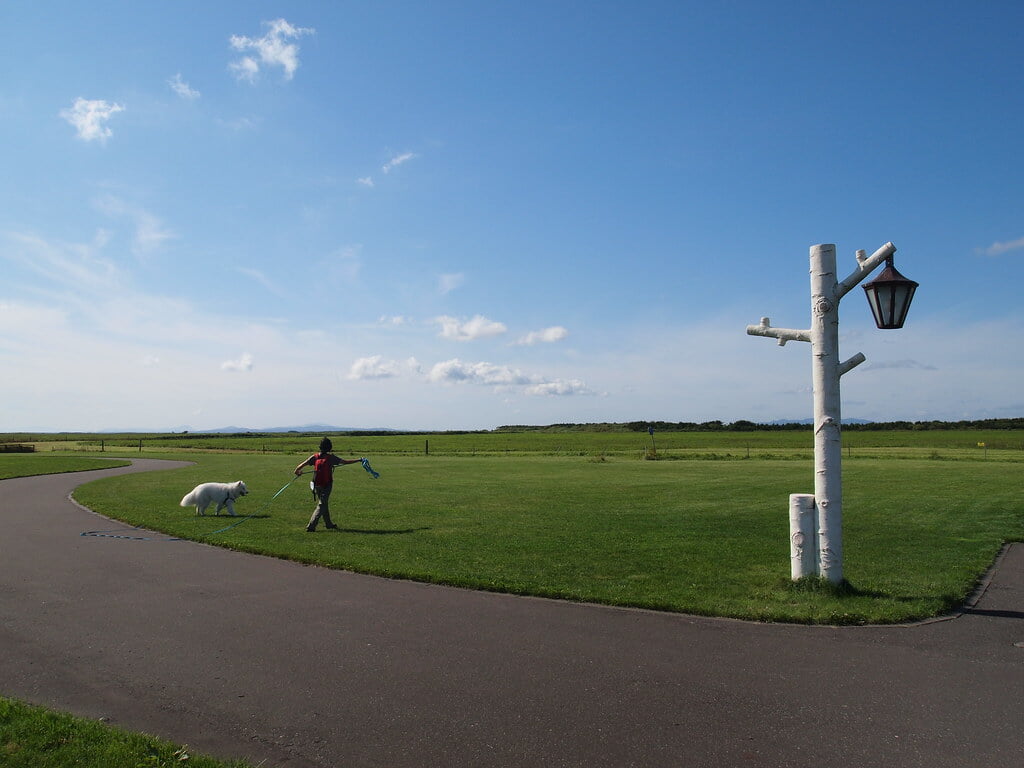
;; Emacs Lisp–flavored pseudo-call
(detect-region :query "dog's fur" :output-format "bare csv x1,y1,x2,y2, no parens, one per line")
179,481,248,516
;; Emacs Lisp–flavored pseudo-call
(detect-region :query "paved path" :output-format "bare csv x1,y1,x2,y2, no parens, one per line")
1,460,1021,767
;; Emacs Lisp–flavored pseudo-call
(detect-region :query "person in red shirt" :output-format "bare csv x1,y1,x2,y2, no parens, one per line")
294,437,360,531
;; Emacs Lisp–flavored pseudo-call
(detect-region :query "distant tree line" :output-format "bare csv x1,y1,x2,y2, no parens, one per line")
495,418,1024,433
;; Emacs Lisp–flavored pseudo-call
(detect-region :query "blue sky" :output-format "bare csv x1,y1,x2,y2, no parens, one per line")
2,1,1023,431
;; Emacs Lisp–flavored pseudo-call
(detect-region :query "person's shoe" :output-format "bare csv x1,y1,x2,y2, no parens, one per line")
325,524,339,530
306,526,316,532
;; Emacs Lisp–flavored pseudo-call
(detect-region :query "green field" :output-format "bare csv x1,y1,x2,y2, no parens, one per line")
45,428,1022,625
8,426,1024,459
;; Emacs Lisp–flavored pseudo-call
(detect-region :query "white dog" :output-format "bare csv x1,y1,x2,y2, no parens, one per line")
179,481,248,516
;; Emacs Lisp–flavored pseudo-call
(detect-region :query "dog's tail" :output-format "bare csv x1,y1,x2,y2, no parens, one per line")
180,490,198,507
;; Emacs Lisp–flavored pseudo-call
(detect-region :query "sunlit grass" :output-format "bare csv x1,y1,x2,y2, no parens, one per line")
0,455,130,480
69,452,1023,625
0,696,256,768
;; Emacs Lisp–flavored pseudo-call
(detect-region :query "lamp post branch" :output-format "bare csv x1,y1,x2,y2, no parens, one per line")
746,242,896,584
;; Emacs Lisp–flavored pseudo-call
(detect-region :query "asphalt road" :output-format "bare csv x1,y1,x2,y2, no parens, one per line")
1,459,1021,767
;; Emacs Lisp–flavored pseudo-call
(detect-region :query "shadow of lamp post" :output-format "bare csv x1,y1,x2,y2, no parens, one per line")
746,243,918,584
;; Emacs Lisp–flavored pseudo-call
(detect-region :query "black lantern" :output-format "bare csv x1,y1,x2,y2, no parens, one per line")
862,257,918,329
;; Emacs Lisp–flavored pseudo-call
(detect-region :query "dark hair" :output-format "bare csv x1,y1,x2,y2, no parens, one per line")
319,437,333,453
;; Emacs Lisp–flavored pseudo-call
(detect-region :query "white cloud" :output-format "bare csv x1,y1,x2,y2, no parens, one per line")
357,177,375,187
427,358,592,397
438,273,464,294
428,359,532,387
979,236,1024,257
229,57,260,83
382,152,416,173
348,355,401,380
168,74,200,100
378,315,409,326
221,352,254,372
524,378,590,396
59,98,125,142
436,314,507,341
229,18,315,82
516,326,569,345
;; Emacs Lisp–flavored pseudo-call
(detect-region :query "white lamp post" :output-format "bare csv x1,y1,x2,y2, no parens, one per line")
746,242,917,584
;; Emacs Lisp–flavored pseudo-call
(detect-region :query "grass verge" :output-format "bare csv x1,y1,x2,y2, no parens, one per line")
0,455,130,480
70,452,1024,624
0,696,256,768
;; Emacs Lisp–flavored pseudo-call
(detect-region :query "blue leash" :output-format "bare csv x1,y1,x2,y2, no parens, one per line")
201,474,300,536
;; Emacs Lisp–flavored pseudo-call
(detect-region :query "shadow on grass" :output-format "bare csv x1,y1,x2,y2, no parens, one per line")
329,526,432,535
787,576,886,598
786,576,972,617
785,576,937,603
198,514,272,519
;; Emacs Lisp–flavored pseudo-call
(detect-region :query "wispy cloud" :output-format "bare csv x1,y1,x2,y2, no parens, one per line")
436,314,507,341
438,273,464,294
229,18,315,82
94,196,174,256
864,359,938,371
324,244,362,284
59,98,125,142
168,73,200,100
978,236,1024,257
357,177,375,187
221,352,254,372
516,326,569,346
3,230,122,292
382,152,416,174
236,266,290,298
215,116,260,132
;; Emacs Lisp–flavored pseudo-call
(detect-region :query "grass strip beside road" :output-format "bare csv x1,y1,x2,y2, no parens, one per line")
71,453,1024,625
0,455,130,480
0,696,256,768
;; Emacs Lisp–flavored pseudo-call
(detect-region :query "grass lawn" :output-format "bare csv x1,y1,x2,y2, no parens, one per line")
69,451,1024,625
0,455,130,480
0,696,255,768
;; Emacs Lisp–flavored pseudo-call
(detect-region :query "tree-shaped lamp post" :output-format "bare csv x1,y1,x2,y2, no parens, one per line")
746,242,918,584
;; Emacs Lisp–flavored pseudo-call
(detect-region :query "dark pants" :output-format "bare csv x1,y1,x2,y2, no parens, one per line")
308,484,337,530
